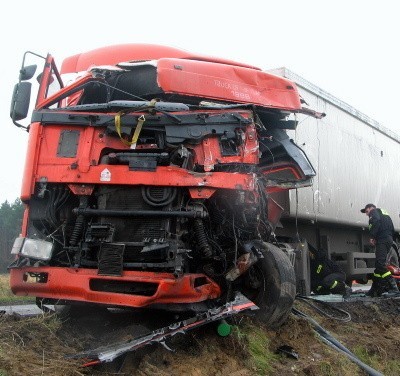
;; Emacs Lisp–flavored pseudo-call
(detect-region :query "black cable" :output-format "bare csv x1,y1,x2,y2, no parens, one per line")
296,295,351,322
292,307,383,376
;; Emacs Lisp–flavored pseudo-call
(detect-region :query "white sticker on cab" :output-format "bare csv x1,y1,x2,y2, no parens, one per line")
100,168,111,182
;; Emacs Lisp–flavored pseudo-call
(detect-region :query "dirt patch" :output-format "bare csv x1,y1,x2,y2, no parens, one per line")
1,296,400,375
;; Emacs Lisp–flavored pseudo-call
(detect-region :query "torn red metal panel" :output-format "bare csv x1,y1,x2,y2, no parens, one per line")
157,58,302,110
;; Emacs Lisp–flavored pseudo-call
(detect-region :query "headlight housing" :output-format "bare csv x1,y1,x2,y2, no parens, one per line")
11,237,53,261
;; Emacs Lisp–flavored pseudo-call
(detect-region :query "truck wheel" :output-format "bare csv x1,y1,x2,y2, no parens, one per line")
238,242,296,329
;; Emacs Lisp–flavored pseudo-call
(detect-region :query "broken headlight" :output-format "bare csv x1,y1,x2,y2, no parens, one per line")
11,237,53,261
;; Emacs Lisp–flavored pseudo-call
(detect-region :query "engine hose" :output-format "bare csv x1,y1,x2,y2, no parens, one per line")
194,219,212,257
292,307,383,376
70,215,84,246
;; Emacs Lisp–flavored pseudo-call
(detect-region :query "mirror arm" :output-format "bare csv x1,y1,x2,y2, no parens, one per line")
12,118,29,131
21,51,46,72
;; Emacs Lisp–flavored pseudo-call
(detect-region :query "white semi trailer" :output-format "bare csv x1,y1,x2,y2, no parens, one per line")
269,67,400,294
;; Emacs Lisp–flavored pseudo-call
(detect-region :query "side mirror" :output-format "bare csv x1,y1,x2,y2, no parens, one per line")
19,65,37,81
10,82,32,121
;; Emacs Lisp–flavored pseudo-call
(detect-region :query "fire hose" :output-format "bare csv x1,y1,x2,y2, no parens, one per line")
292,306,383,376
296,295,351,322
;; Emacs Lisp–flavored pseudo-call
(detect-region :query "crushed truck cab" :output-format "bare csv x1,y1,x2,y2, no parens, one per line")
9,44,322,328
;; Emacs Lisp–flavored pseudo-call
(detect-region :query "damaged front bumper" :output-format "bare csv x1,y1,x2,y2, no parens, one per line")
9,267,221,307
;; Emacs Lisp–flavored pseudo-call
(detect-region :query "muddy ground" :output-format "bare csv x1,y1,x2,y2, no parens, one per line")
1,295,400,375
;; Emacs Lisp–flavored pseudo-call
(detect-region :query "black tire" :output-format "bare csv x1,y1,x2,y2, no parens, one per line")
238,242,296,329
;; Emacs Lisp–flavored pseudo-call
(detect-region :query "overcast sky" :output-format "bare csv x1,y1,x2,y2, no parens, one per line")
0,0,398,203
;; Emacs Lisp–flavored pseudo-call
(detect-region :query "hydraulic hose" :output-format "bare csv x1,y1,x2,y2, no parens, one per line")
292,307,383,376
296,295,351,322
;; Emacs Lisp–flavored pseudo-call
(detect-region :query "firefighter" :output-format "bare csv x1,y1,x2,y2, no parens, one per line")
309,247,351,297
361,203,400,296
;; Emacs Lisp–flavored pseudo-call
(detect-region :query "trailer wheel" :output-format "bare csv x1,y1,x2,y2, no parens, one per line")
238,242,296,329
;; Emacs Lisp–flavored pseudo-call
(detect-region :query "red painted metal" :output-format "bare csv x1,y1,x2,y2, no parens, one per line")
58,45,302,112
21,122,42,201
10,267,221,307
20,115,261,200
188,187,217,199
21,207,29,237
36,54,63,107
20,118,302,200
67,184,95,196
157,58,302,111
60,44,260,74
25,165,256,197
11,44,313,312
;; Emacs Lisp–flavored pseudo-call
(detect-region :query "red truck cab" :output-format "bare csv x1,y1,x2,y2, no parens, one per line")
9,44,321,328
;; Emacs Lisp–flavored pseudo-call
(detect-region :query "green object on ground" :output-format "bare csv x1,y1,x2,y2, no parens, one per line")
217,319,232,336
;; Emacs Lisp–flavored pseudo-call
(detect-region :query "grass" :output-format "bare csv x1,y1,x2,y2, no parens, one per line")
0,273,88,375
233,322,278,375
0,274,34,304
0,312,84,376
353,345,400,376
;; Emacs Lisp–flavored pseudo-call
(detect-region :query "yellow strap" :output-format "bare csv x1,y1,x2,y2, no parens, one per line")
114,111,128,145
114,113,146,148
148,98,158,108
130,115,145,149
316,264,322,274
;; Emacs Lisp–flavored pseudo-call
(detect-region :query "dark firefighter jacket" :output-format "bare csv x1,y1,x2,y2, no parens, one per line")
368,208,395,243
310,255,344,290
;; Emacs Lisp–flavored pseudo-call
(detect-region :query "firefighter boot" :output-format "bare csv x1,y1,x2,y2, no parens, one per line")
343,285,352,299
365,278,382,297
382,277,400,296
331,281,351,298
